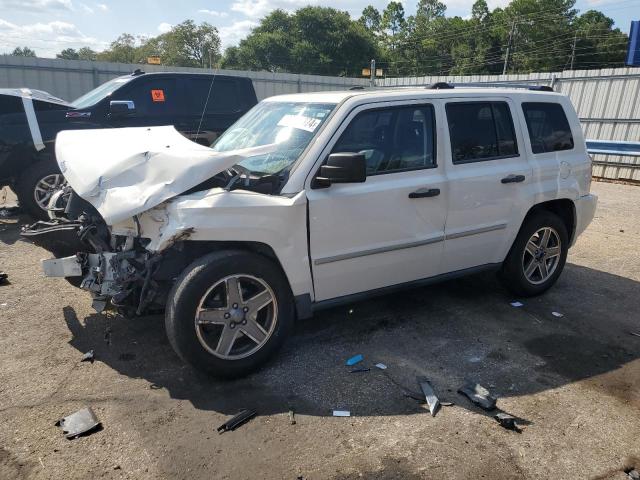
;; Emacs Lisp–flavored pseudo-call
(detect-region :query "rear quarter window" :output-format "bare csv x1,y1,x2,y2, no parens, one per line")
188,78,241,114
522,102,574,154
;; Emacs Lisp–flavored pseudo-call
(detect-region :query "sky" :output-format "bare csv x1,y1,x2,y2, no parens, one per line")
0,0,637,58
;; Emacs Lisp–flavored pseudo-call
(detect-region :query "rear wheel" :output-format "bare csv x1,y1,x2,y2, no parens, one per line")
15,158,66,220
165,250,295,378
500,211,569,297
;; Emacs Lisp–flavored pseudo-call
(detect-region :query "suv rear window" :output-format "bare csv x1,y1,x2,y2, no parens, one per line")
189,78,241,114
446,102,518,164
522,102,574,154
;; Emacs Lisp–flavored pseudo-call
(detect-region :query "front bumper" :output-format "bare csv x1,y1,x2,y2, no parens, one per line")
573,193,598,245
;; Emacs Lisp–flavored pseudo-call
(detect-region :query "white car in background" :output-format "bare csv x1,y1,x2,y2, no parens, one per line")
37,84,597,377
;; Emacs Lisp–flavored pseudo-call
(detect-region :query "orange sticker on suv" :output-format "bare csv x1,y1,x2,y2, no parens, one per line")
151,89,165,102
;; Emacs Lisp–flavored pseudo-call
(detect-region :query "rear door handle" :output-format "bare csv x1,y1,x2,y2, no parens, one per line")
501,174,526,184
409,188,440,199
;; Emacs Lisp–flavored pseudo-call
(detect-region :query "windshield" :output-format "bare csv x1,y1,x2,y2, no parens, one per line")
211,101,336,175
71,77,132,109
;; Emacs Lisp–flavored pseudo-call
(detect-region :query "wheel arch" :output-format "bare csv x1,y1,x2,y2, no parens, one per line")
522,198,576,244
155,239,311,319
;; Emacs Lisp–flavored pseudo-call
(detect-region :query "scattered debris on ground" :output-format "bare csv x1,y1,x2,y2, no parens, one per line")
630,332,640,338
345,354,363,366
80,350,95,363
350,367,370,373
288,410,296,425
217,409,257,434
627,469,639,480
494,412,522,433
374,363,387,370
417,377,440,417
332,410,351,417
56,407,102,439
510,301,524,307
0,271,7,284
551,311,564,318
458,381,497,410
0,206,21,219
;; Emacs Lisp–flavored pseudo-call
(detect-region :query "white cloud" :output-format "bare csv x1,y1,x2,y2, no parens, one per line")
230,0,322,19
218,19,259,49
0,0,73,10
199,9,229,18
96,2,107,11
0,18,106,57
79,2,93,13
157,22,172,33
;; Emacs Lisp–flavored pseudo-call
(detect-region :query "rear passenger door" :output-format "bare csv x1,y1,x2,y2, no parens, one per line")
442,98,533,273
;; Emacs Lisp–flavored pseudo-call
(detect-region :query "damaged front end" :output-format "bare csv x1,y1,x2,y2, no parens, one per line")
23,192,167,315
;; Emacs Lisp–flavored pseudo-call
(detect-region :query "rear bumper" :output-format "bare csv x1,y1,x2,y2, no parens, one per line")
573,193,597,245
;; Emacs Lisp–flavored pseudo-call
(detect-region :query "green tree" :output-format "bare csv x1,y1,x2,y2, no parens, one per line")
164,20,221,67
11,46,36,57
77,47,98,61
571,10,628,69
56,48,79,60
98,33,137,63
359,5,382,33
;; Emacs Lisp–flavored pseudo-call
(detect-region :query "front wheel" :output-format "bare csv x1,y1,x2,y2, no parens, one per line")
499,211,569,297
15,158,66,220
165,250,295,378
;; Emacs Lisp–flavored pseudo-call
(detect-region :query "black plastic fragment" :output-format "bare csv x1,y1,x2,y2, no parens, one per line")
458,381,497,410
494,412,521,432
0,271,7,284
217,409,257,434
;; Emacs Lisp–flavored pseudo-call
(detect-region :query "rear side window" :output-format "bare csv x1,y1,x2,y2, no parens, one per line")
522,102,574,154
446,101,518,164
114,78,177,117
332,104,436,175
189,78,241,114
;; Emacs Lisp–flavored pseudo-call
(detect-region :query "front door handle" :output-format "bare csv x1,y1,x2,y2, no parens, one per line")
501,174,526,184
409,188,440,199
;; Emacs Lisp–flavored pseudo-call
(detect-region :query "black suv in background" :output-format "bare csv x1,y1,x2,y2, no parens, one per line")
0,71,258,219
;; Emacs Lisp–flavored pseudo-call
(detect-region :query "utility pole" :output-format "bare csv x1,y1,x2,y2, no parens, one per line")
570,32,578,70
370,59,376,87
503,21,517,76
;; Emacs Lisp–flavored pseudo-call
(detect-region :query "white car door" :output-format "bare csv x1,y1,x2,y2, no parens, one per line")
306,101,448,302
441,98,533,273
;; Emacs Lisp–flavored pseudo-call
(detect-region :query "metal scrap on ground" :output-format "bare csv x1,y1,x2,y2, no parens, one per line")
510,301,524,307
374,363,387,370
80,350,94,363
56,407,101,439
417,377,440,417
332,410,351,417
551,311,564,318
288,410,296,425
458,381,497,410
217,409,257,434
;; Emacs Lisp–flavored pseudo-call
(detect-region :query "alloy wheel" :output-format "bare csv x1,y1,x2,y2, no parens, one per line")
522,226,562,285
195,274,278,360
33,174,66,211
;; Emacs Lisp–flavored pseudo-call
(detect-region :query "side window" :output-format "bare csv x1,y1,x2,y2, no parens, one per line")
446,101,518,164
114,78,177,116
522,102,574,154
188,78,241,114
332,105,436,175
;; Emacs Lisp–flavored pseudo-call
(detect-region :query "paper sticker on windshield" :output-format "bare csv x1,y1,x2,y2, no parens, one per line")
277,114,321,132
151,89,165,102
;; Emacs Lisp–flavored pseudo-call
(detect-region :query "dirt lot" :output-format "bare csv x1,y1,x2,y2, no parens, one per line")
0,181,639,480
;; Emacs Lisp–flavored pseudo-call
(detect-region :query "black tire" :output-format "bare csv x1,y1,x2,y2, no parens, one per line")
165,250,295,378
499,211,569,297
15,157,62,220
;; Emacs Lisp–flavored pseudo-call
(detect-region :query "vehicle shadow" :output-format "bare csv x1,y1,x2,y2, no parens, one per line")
62,262,640,419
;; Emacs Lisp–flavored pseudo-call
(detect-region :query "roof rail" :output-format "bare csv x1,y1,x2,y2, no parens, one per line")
349,86,366,90
447,82,554,92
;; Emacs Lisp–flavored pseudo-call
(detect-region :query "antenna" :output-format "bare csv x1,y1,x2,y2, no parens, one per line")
194,67,218,144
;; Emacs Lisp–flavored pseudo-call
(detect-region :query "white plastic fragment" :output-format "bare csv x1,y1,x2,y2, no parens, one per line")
510,301,524,307
551,311,564,318
374,363,387,370
332,410,351,417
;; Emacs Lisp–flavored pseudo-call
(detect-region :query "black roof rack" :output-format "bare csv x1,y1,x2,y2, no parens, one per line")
444,82,554,92
426,82,455,89
349,86,366,90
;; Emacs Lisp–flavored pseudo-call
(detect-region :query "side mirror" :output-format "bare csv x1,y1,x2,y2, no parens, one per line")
109,100,136,118
315,152,366,188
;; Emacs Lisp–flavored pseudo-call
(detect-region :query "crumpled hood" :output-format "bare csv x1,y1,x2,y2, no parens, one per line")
56,125,277,225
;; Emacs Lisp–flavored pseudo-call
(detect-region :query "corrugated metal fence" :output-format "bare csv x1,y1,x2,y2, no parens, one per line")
1,55,638,181
0,55,368,102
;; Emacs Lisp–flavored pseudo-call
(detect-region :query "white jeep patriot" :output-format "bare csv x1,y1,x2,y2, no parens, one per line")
37,84,597,377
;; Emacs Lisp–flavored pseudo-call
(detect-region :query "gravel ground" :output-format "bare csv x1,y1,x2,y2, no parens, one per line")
0,181,639,480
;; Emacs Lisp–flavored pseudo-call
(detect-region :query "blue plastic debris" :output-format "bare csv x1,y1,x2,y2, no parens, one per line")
345,354,363,366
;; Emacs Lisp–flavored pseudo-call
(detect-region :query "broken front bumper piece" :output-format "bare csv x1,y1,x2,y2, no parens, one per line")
42,251,151,313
